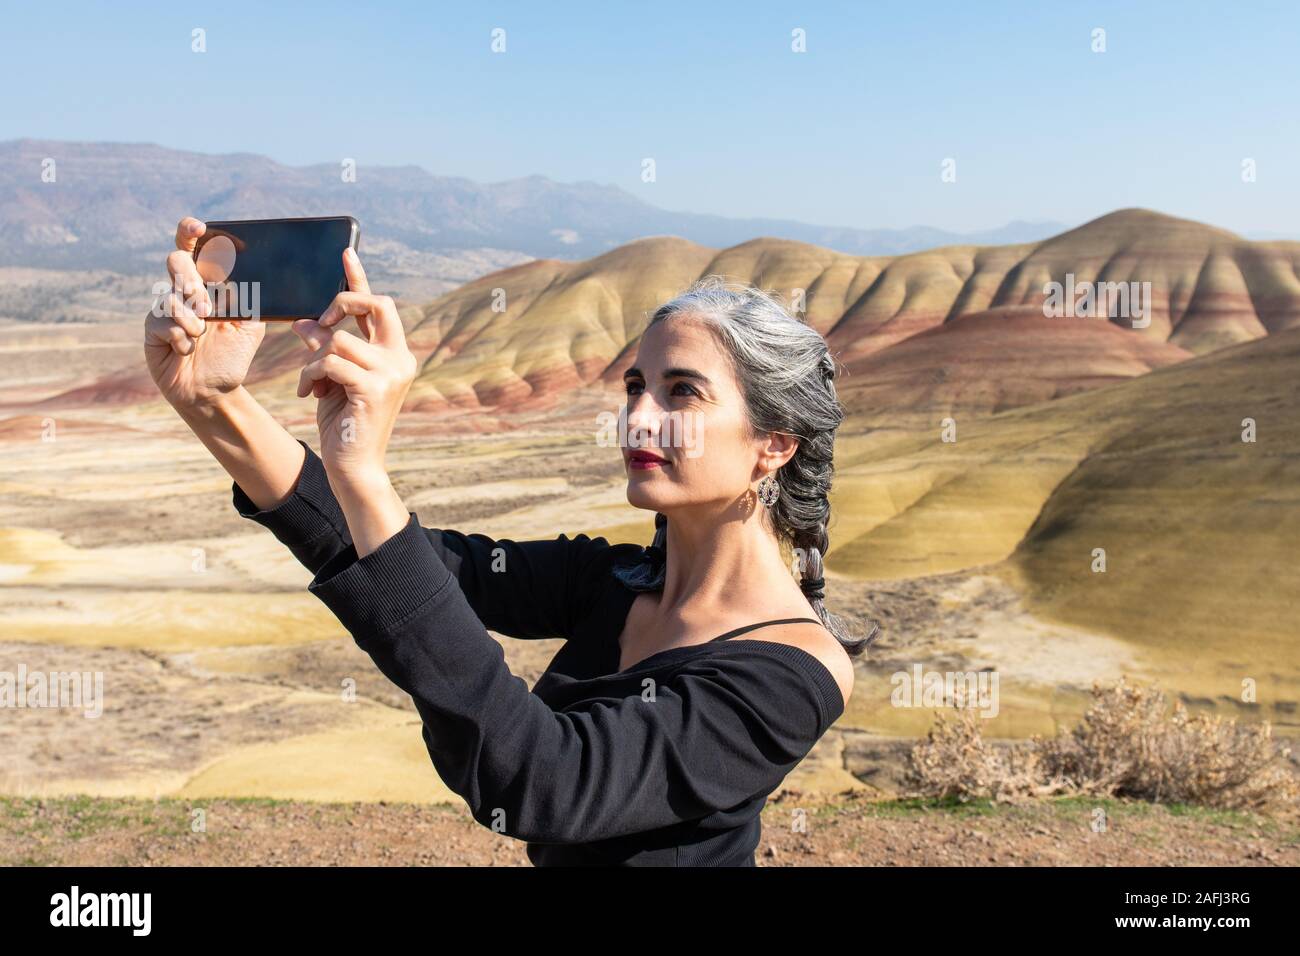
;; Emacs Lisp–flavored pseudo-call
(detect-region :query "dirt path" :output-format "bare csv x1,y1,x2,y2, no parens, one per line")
3,792,1296,867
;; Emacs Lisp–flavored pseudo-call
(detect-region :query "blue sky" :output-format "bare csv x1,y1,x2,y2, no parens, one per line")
3,0,1297,236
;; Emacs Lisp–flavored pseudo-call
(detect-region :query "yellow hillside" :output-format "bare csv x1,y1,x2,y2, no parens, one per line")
827,327,1300,706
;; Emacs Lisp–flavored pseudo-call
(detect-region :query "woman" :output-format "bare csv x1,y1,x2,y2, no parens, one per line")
146,216,871,866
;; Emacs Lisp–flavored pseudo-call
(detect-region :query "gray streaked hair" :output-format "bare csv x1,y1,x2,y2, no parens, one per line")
612,274,877,658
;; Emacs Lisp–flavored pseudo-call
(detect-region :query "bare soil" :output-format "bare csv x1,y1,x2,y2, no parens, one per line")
2,792,1296,867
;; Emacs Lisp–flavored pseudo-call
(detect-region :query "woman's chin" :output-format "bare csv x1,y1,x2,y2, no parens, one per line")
625,483,668,510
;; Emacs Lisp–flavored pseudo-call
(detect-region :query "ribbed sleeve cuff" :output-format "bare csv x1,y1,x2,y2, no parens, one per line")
307,512,456,638
231,439,351,546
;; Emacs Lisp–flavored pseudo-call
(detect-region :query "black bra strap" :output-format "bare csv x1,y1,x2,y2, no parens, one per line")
709,617,822,643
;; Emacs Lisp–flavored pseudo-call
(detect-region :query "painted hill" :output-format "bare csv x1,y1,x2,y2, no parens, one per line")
825,325,1300,707
336,208,1300,416
835,307,1192,416
25,208,1300,421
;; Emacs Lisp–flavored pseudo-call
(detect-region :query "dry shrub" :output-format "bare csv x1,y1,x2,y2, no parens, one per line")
902,696,1070,803
905,677,1298,811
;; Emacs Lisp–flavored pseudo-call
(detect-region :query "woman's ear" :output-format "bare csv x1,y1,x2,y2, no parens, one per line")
756,431,799,474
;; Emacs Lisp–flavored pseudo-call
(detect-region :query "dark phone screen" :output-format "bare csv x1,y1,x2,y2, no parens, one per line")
194,217,358,320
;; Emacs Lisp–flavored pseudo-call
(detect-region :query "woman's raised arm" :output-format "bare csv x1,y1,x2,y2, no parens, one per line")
231,439,351,576
146,216,314,513
243,248,618,636
235,439,618,640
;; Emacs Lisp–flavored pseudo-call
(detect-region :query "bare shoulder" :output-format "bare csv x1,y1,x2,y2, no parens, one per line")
746,622,855,709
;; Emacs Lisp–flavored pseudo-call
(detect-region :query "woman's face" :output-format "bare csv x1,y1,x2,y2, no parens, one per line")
621,315,788,514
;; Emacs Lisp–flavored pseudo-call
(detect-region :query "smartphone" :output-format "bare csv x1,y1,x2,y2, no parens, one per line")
192,216,361,320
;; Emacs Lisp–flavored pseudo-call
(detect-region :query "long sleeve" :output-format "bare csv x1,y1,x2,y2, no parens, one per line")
419,525,615,641
306,512,844,845
231,439,353,576
233,441,610,640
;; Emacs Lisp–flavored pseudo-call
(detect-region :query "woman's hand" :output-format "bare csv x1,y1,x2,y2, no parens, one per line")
144,217,266,409
294,249,416,553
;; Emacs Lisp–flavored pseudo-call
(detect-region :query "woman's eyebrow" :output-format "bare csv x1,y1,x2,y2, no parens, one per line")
623,366,713,385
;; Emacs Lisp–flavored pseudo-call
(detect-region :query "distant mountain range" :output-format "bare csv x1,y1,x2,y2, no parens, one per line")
0,139,1068,274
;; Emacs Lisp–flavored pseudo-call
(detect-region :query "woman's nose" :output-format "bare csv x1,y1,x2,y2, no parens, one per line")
623,394,661,448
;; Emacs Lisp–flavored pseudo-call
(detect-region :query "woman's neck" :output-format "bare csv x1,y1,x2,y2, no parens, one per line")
656,503,801,619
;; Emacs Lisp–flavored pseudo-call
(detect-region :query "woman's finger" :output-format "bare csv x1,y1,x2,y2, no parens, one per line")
318,292,381,327
170,218,213,318
363,294,405,349
291,321,334,398
144,309,189,352
167,323,196,356
174,217,205,253
320,293,404,351
337,249,373,338
343,247,370,295
319,291,399,346
293,320,383,371
297,353,367,398
162,292,205,338
167,250,211,319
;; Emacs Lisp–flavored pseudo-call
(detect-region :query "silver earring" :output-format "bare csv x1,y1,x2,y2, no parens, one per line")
756,474,781,508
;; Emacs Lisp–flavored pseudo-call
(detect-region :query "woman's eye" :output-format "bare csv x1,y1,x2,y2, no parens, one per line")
624,381,696,398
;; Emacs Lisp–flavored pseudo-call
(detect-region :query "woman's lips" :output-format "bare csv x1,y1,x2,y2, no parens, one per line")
628,451,669,470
